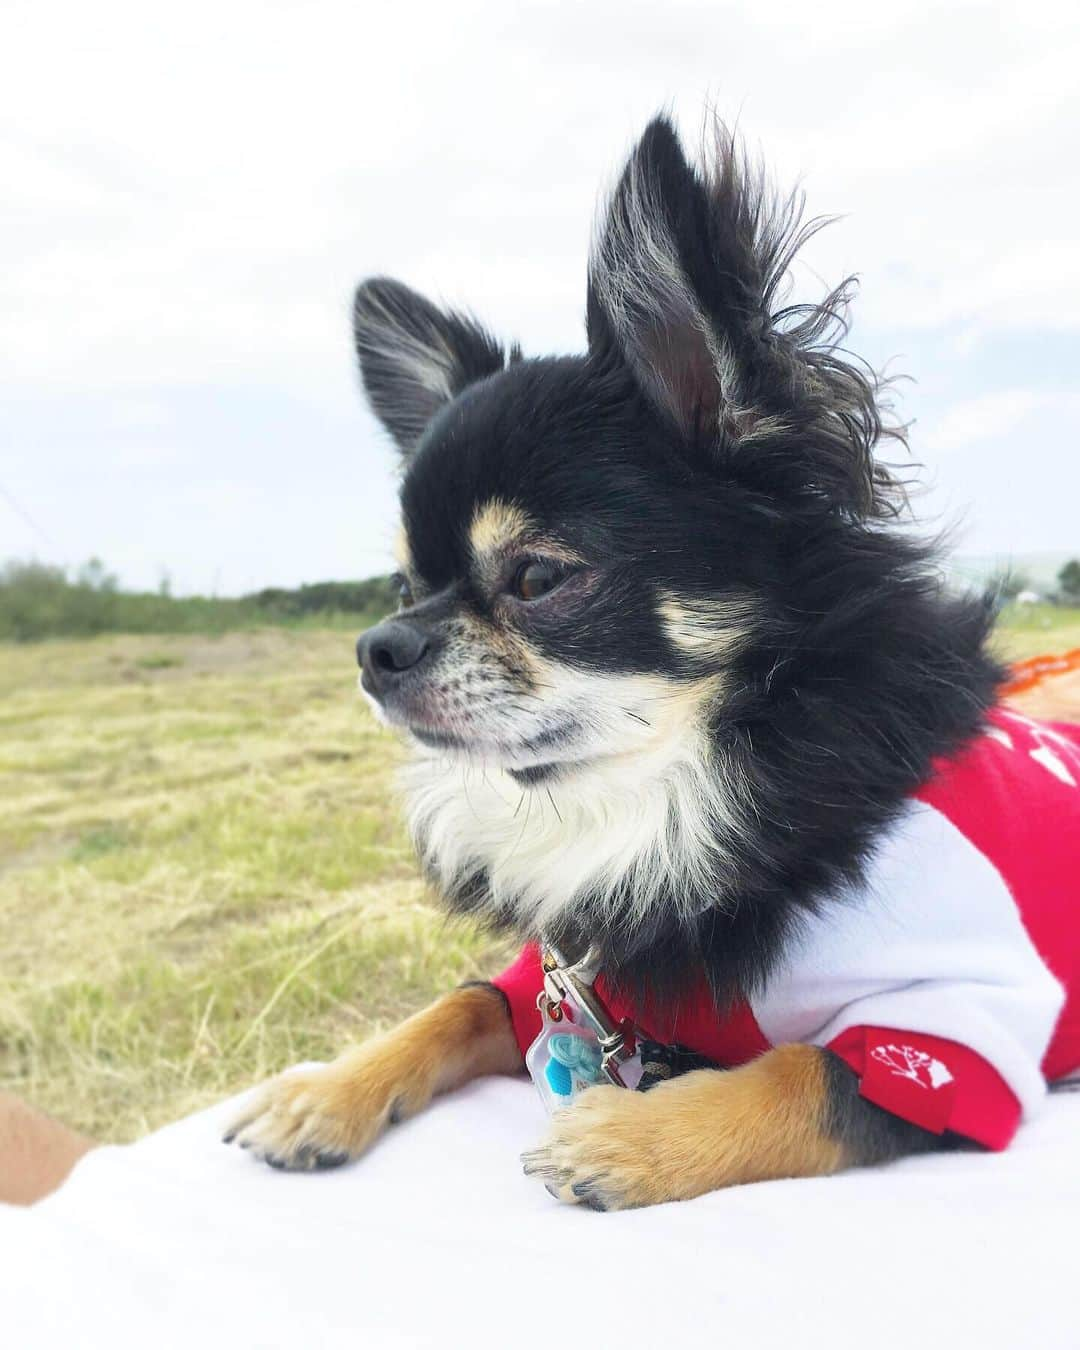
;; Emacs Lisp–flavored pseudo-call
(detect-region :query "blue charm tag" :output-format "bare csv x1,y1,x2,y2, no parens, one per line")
526,1000,604,1112
525,993,644,1113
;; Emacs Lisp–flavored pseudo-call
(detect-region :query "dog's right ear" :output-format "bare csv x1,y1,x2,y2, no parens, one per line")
353,278,513,458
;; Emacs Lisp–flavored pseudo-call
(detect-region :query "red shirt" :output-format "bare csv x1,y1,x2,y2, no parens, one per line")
495,709,1080,1149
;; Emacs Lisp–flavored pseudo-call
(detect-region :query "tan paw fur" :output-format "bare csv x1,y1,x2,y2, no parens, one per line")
522,1047,843,1210
224,983,521,1172
223,1054,405,1170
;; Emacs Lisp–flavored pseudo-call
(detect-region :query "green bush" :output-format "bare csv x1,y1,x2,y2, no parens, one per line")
0,560,398,641
248,577,399,619
1059,559,1080,604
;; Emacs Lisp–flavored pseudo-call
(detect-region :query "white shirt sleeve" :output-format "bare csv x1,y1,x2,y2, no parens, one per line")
749,802,1065,1121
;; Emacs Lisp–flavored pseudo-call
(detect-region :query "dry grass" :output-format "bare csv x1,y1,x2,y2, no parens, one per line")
0,629,509,1141
989,603,1080,661
0,608,1076,1142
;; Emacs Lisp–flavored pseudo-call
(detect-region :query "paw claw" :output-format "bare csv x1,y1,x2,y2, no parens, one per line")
521,1152,567,1185
312,1150,350,1171
571,1177,609,1210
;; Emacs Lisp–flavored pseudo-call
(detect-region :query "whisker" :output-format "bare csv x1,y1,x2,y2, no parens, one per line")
480,765,513,809
509,787,534,858
460,765,482,824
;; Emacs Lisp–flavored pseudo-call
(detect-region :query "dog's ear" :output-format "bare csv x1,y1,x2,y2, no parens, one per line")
353,278,513,458
588,116,904,518
587,118,736,442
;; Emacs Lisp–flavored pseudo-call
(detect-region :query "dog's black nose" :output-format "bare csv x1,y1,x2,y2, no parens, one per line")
357,620,431,698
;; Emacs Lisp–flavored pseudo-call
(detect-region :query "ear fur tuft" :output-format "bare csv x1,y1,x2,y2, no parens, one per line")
588,115,907,519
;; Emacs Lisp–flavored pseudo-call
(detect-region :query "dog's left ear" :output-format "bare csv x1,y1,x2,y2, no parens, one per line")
587,118,734,443
354,278,514,458
589,116,903,518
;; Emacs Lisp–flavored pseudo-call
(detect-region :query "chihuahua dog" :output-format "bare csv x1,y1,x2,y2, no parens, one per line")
226,116,1080,1210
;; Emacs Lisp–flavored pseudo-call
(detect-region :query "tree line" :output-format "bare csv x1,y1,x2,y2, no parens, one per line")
996,559,1080,605
0,560,398,641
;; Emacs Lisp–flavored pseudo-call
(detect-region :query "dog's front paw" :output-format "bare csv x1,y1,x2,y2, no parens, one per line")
223,1057,398,1172
522,1084,674,1211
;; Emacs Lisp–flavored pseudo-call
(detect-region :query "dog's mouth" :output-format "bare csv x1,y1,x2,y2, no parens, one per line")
404,712,592,782
408,730,583,785
362,672,654,784
504,760,590,786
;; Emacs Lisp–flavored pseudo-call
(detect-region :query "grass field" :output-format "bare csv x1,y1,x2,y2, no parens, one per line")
1,605,1077,1142
988,603,1080,660
0,628,510,1141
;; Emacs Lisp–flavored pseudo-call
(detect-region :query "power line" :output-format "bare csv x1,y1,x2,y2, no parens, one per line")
0,479,56,551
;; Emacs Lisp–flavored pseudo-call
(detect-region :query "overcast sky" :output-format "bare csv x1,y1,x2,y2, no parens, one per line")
2,0,1078,593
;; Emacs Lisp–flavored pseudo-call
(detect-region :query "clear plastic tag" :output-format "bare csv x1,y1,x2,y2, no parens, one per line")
525,996,645,1113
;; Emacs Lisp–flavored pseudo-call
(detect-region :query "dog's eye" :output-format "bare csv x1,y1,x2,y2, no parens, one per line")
512,560,562,602
398,578,414,609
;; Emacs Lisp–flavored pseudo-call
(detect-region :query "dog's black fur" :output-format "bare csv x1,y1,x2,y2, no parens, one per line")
353,115,1004,1020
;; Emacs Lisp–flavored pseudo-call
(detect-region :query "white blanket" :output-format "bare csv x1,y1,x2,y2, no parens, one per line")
5,1076,1078,1349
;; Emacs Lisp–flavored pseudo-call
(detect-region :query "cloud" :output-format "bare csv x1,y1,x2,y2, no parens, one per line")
1,0,1076,589
925,390,1080,453
3,2,1077,389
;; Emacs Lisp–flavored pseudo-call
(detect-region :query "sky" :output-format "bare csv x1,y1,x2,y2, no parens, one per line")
2,0,1078,594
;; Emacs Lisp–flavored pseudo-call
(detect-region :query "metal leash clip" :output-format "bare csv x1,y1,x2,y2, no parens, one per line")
526,945,718,1113
538,944,639,1089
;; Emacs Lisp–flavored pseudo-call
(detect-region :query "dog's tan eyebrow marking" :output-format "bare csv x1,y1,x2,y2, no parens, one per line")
469,499,535,561
658,590,757,661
